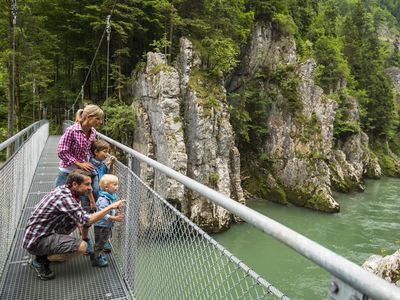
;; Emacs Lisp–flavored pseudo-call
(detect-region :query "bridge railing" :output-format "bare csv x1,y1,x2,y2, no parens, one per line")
95,129,400,300
0,121,49,278
87,138,288,298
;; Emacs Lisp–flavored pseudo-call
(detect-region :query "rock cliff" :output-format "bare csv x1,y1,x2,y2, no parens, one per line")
227,21,381,212
129,38,245,232
363,250,400,286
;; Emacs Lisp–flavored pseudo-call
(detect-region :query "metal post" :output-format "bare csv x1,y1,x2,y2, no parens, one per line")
32,79,36,121
81,85,84,107
327,277,367,300
106,15,111,100
7,0,18,158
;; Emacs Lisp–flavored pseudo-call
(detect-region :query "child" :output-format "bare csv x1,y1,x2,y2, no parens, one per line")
90,139,116,252
92,174,124,267
90,140,116,202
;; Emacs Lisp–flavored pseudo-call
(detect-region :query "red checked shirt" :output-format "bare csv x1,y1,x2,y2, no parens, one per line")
57,122,97,168
22,185,91,250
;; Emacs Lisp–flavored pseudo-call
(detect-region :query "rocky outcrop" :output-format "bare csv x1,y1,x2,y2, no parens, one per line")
228,21,340,212
386,67,400,95
227,20,382,212
330,96,381,192
363,250,400,286
129,38,245,232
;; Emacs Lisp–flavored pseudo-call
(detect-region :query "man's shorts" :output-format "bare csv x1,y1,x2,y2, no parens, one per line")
27,234,81,256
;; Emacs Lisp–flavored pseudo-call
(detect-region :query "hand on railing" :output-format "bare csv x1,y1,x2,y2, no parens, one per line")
111,214,124,222
111,199,126,210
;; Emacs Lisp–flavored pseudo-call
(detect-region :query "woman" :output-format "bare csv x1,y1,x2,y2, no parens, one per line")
54,104,104,256
55,104,104,186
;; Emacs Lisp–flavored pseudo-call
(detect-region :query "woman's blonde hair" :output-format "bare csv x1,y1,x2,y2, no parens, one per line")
75,109,84,122
80,104,104,121
99,174,118,189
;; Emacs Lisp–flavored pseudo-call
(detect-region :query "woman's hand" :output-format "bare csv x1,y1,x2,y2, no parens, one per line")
75,161,94,172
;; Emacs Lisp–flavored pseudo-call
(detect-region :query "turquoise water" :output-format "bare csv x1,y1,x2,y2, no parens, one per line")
213,178,400,299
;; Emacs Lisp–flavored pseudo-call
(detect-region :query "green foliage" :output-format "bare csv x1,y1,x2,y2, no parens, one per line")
247,0,290,21
209,172,220,187
229,71,271,147
272,13,297,36
371,141,400,176
270,64,301,113
201,37,239,76
314,36,350,93
1,0,400,169
340,1,399,139
188,69,224,116
101,98,136,145
178,0,254,76
229,64,300,150
243,173,268,198
333,91,361,140
150,33,171,56
288,0,318,36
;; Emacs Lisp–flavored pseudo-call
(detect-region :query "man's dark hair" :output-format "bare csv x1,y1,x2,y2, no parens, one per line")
66,169,91,185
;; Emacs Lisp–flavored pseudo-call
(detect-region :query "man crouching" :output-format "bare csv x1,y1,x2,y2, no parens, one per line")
22,169,125,280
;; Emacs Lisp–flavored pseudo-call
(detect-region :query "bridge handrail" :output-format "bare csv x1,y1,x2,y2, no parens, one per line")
0,120,47,153
95,129,400,300
0,120,49,280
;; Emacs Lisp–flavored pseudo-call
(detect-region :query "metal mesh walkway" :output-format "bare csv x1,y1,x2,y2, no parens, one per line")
0,136,129,300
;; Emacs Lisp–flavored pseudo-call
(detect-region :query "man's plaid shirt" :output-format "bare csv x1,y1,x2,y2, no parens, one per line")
57,122,97,168
23,185,90,250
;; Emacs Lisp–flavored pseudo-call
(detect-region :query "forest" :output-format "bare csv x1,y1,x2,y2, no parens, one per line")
2,0,400,173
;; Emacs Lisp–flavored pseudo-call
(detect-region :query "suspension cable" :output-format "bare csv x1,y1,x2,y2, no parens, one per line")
67,0,118,117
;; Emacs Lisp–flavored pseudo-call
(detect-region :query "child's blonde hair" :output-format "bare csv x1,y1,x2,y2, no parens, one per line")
99,174,118,189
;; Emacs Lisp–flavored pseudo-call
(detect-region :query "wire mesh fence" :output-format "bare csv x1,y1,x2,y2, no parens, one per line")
111,161,289,300
0,121,49,278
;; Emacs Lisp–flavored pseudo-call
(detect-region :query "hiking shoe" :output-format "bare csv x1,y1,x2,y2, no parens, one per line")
92,255,108,267
29,258,55,280
85,239,93,255
104,240,112,253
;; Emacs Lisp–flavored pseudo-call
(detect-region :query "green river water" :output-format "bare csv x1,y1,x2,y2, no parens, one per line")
213,177,400,299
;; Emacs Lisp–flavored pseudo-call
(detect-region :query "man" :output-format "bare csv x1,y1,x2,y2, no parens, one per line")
22,169,125,280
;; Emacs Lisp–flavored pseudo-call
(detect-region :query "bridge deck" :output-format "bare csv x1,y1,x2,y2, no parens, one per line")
0,136,129,300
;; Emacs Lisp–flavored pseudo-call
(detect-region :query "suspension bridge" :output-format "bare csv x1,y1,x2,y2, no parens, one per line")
2,0,400,298
0,121,399,299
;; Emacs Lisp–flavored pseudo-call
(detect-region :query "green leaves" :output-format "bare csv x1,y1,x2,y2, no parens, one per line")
101,98,136,145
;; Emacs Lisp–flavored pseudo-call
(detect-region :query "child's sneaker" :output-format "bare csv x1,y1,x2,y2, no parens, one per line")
104,240,112,253
85,239,93,255
92,255,108,267
29,258,55,280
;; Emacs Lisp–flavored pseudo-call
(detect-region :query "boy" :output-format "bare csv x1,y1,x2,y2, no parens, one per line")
90,139,116,202
89,139,116,252
91,174,123,267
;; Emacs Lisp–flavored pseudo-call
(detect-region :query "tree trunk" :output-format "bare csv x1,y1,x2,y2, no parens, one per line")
15,60,22,130
7,1,15,157
168,17,173,63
